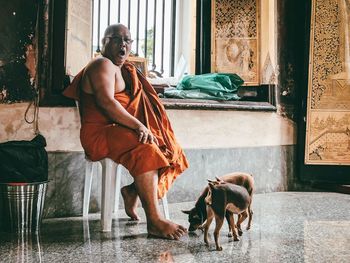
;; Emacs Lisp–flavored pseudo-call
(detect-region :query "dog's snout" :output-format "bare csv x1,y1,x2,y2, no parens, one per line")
188,224,199,231
189,226,196,231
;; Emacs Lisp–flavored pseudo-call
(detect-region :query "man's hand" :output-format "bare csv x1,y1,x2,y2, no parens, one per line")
135,124,159,145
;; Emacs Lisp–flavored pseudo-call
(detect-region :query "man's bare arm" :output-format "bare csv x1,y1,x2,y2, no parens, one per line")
87,59,158,144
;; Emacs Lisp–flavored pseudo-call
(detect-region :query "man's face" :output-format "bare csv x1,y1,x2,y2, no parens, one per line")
103,26,133,66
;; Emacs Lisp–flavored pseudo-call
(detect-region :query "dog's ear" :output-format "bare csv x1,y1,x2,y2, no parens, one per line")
215,176,223,182
207,179,220,185
181,209,191,215
208,182,215,189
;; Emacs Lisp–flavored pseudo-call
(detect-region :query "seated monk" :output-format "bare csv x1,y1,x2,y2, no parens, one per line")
63,24,189,239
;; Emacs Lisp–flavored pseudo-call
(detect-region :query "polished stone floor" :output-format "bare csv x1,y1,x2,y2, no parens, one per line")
0,192,349,263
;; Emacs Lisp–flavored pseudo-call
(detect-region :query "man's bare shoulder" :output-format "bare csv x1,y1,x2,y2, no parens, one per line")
85,57,116,76
82,57,117,93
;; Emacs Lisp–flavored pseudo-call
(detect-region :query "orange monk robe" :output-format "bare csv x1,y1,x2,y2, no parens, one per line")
63,62,189,198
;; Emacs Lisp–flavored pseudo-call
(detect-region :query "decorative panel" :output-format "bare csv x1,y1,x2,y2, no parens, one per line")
305,0,350,165
211,0,260,85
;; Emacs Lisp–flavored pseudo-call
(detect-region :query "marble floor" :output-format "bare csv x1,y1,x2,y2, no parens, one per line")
0,192,349,263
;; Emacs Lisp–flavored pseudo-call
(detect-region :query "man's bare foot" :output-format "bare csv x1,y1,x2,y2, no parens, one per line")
121,185,140,220
147,219,187,240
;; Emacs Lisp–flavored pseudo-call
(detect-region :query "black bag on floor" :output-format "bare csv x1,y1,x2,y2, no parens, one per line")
0,134,48,183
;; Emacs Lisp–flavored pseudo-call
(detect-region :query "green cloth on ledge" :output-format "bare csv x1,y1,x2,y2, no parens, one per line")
164,73,244,101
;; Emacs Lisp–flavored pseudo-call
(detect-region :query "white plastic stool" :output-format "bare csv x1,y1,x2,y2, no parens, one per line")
75,100,170,232
82,157,170,232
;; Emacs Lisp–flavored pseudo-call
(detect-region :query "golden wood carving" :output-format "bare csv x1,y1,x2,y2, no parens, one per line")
306,0,350,165
211,0,260,85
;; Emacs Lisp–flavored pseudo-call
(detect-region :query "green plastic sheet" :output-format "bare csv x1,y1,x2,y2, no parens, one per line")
164,73,244,101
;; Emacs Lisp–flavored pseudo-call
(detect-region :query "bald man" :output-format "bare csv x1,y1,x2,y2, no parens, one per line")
64,24,188,240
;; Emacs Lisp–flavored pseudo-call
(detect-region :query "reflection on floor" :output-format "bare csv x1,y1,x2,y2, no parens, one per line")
0,192,349,263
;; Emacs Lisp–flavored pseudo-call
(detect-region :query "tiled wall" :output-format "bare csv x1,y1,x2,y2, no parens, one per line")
44,145,298,218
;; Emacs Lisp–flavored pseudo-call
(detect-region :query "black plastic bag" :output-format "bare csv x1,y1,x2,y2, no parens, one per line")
0,134,48,183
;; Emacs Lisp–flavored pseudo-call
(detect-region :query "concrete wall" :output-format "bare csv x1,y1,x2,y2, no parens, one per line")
65,0,92,76
0,103,297,217
0,104,296,151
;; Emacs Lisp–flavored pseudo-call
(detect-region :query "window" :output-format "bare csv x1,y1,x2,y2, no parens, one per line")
38,0,73,106
40,0,276,110
92,0,194,78
90,0,275,110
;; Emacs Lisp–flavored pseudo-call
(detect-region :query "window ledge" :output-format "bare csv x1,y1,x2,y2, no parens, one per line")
161,98,276,111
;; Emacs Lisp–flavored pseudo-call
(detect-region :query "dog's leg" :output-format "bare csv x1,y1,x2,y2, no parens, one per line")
246,203,253,230
236,214,241,229
204,207,214,246
237,210,248,236
228,213,240,241
236,214,243,236
198,220,207,231
213,214,224,251
225,211,233,237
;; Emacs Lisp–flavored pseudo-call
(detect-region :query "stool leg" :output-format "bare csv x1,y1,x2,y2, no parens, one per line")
161,195,170,220
101,159,117,232
113,165,122,215
83,161,94,218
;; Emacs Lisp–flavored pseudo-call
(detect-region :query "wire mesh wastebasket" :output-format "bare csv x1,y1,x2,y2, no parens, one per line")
0,182,47,233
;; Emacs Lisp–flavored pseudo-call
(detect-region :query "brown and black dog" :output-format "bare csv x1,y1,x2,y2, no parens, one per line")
203,181,251,251
182,172,254,235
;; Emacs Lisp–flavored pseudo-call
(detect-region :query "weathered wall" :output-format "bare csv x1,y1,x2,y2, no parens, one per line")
0,104,295,151
65,0,92,76
0,104,81,150
0,0,38,102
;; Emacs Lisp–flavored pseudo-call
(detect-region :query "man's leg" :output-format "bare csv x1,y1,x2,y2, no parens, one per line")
134,170,187,240
121,183,140,220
